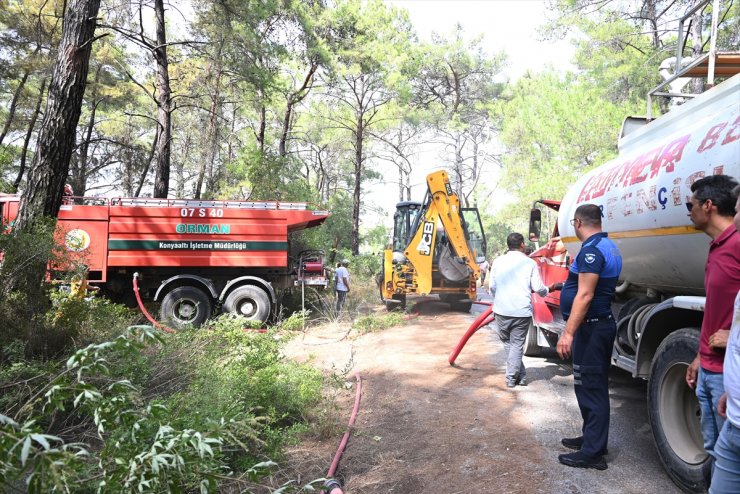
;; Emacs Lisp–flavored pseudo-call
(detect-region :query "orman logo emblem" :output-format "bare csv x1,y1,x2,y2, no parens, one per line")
584,253,597,264
65,229,91,252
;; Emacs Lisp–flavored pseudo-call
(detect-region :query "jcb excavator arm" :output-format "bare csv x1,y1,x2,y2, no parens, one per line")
403,170,480,295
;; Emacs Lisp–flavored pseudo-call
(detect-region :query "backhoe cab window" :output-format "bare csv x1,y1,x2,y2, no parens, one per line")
462,208,487,263
392,203,420,252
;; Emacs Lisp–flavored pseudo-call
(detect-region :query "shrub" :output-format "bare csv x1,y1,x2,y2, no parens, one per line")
352,312,405,334
0,326,292,493
156,315,325,461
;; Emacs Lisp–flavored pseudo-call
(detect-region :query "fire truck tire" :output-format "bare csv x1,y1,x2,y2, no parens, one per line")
523,322,542,357
647,327,708,494
160,286,213,328
224,285,271,324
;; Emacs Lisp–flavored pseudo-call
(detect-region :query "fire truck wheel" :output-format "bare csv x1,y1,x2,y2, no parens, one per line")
647,327,708,494
224,285,271,324
160,286,213,328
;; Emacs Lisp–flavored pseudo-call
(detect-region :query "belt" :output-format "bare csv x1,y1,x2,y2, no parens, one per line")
584,314,613,323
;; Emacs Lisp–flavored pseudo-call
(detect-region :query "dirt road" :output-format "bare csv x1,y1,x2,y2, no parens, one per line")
282,300,684,494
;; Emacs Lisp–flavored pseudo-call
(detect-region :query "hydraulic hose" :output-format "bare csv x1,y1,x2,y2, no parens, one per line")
321,372,362,494
133,273,176,333
448,301,494,365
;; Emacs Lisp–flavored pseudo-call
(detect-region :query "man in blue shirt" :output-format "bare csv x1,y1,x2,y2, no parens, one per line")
557,204,622,470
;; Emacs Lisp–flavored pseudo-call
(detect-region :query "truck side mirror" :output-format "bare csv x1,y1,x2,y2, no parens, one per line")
529,208,542,242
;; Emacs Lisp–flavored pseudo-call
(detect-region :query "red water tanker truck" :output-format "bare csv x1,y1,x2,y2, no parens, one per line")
0,195,330,327
525,48,739,492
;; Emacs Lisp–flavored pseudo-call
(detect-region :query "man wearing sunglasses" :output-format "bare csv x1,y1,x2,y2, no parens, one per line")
684,175,740,476
556,203,622,471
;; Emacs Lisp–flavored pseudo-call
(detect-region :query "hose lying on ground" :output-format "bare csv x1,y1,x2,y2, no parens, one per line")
321,372,363,494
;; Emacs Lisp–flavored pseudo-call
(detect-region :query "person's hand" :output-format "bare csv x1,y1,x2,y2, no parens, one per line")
709,329,729,349
686,355,700,389
718,393,728,419
557,332,573,360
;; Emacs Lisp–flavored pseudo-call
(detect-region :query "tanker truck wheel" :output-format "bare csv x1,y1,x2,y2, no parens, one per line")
647,327,708,494
523,322,542,357
224,285,271,324
160,286,213,328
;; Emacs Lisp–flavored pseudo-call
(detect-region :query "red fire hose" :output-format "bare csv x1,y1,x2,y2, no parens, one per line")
448,301,494,365
321,372,362,494
133,273,176,333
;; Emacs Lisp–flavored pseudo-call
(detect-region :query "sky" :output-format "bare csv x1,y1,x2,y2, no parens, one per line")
387,0,574,80
365,1,576,228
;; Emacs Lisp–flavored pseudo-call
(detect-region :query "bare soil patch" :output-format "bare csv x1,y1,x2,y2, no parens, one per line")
281,300,550,493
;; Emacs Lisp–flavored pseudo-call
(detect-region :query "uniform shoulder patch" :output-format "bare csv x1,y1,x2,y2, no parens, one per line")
584,253,597,264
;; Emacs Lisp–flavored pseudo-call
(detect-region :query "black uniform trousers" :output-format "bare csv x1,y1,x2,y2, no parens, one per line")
571,315,616,458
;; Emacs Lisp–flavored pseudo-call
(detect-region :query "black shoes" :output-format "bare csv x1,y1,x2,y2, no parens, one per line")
561,436,583,450
561,436,608,455
558,451,608,470
506,374,527,388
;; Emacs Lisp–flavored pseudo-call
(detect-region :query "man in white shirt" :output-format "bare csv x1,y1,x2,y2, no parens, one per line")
711,184,740,494
335,259,351,313
479,258,490,285
489,232,553,388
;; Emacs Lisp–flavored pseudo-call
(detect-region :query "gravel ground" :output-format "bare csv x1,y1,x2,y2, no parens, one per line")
279,297,685,494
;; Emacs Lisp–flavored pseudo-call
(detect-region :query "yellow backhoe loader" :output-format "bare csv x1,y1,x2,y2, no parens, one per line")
379,170,486,311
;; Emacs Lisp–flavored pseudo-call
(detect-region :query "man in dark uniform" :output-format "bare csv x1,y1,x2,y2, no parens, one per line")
556,203,623,470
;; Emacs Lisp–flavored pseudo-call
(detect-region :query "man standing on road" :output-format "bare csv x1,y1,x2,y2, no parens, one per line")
556,204,622,471
711,183,740,494
335,259,351,313
684,175,740,469
479,258,489,285
488,233,552,388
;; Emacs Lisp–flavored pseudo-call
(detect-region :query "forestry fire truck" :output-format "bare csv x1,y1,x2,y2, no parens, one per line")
0,195,330,327
525,5,739,490
379,169,486,311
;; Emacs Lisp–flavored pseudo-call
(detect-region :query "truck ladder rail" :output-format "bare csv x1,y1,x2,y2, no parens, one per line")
110,197,325,212
647,0,740,119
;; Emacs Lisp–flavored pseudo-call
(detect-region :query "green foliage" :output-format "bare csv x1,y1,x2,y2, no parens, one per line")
0,218,138,358
223,145,314,202
162,315,325,459
352,312,405,334
272,310,310,332
484,70,627,240
0,321,328,492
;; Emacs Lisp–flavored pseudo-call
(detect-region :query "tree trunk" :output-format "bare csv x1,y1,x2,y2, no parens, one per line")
71,66,101,195
258,103,266,153
0,70,30,146
690,11,705,93
196,54,223,199
279,61,318,157
13,78,47,191
8,0,101,306
176,133,188,198
351,115,363,255
135,125,158,197
152,0,172,198
16,0,101,229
